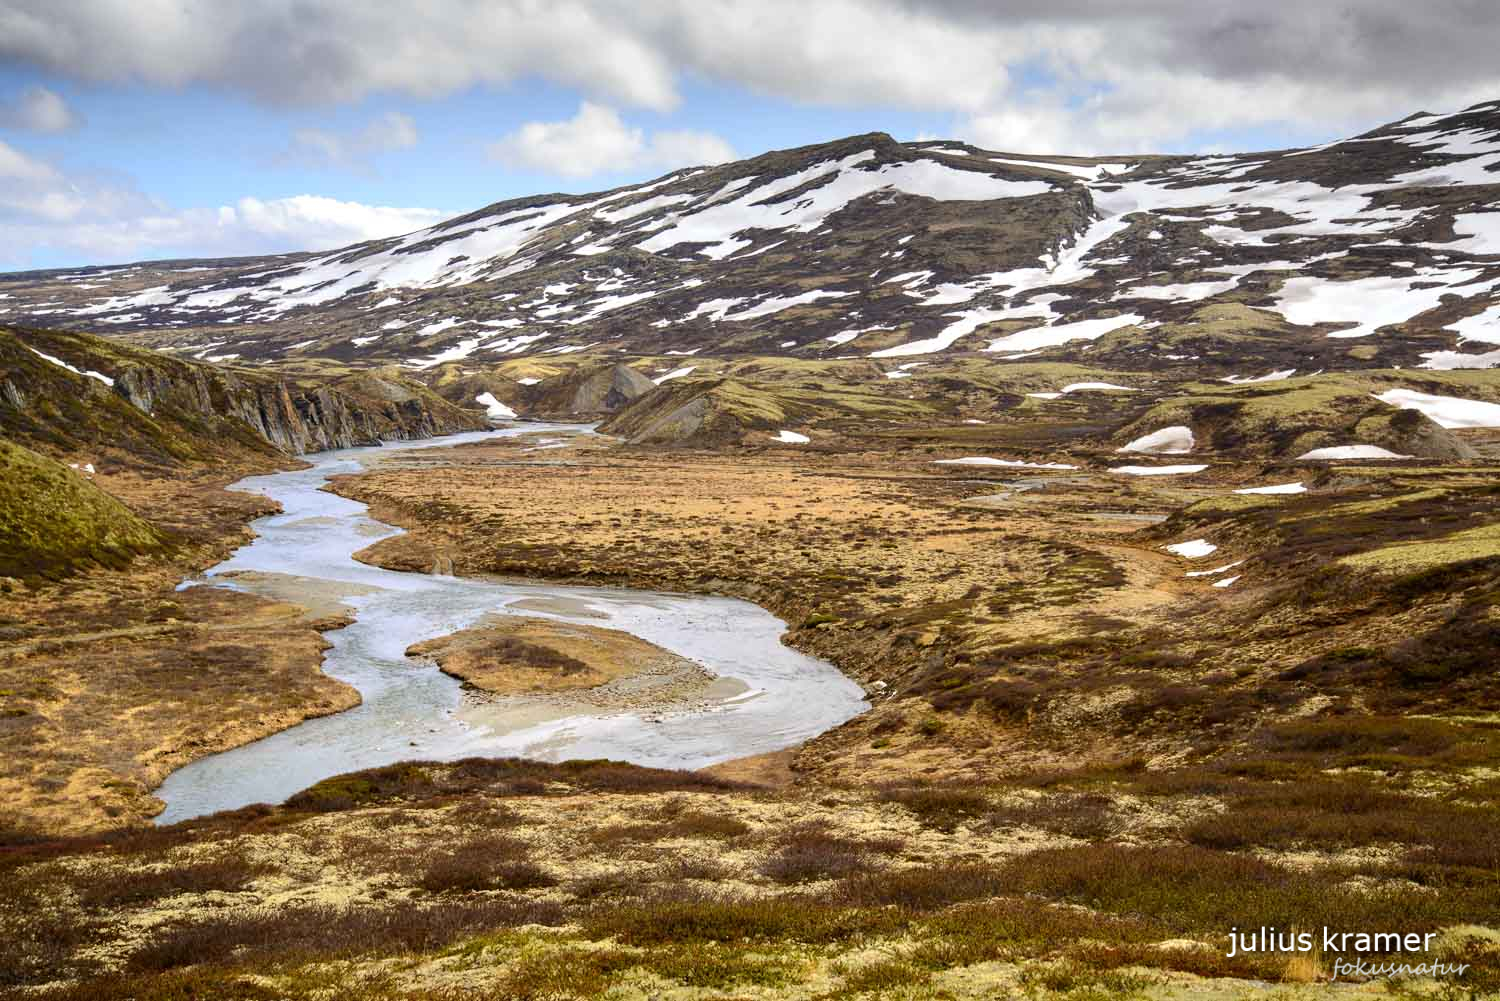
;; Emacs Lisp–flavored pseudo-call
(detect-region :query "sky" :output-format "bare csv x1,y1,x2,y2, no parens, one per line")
2,1,1499,270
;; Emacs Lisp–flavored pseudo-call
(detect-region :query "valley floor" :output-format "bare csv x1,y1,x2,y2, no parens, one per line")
5,426,1500,998
0,465,360,834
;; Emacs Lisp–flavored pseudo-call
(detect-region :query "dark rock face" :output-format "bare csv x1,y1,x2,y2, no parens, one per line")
522,362,657,418
1,325,485,464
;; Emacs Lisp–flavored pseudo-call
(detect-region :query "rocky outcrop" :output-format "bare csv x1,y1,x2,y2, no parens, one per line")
600,378,780,446
524,362,656,418
2,325,485,464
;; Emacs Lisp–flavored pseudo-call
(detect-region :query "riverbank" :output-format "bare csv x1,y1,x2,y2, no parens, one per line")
143,427,863,824
330,432,1186,784
0,466,364,836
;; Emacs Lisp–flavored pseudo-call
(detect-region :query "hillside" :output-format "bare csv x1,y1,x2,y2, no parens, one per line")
0,102,1496,381
0,324,485,471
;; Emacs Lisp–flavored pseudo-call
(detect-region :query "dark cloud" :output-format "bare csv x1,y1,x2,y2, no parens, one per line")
0,1,1496,152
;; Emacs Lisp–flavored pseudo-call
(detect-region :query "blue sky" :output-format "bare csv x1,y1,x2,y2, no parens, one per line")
1,1,1496,270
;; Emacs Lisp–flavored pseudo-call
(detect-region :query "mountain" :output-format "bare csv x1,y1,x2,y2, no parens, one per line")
2,101,1497,379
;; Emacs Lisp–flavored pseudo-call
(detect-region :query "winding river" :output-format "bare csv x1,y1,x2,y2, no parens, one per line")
154,426,867,824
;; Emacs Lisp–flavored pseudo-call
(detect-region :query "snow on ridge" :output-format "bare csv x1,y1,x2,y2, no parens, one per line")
1118,426,1194,455
1421,346,1500,370
1060,381,1136,393
983,313,1144,356
1373,388,1500,428
1295,444,1412,460
991,157,1131,181
1165,539,1218,559
772,429,810,443
1186,559,1245,577
653,365,697,385
1234,482,1306,495
475,392,517,419
27,347,115,387
1221,369,1296,384
1270,268,1499,339
721,290,853,322
932,456,1078,470
637,151,1052,260
1109,464,1208,476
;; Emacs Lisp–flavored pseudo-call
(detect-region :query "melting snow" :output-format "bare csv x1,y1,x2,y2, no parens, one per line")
653,366,696,385
1422,346,1500,370
475,392,517,419
1234,482,1307,495
1271,268,1496,338
932,457,1077,470
991,157,1130,181
1296,445,1412,460
1165,539,1218,559
27,347,114,386
1110,464,1208,476
1118,426,1194,455
772,430,810,444
637,151,1052,260
722,290,853,322
982,313,1143,355
1373,388,1500,428
1222,369,1296,384
1213,575,1241,588
1060,381,1136,393
1186,559,1245,577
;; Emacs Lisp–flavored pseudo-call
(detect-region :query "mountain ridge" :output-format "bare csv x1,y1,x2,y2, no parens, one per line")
0,100,1497,378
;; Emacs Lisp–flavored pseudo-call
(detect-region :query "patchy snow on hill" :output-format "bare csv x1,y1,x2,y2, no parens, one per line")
1119,426,1194,454
28,347,114,386
772,430,810,444
932,457,1077,469
1222,369,1296,384
653,366,696,385
1186,559,1245,577
1110,464,1208,475
1296,445,1412,460
1272,269,1494,338
1373,388,1500,428
1234,482,1307,495
475,392,517,419
1059,381,1137,393
983,313,1143,355
638,152,1052,260
1165,539,1218,558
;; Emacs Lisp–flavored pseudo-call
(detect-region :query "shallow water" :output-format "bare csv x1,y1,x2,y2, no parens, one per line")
153,426,867,824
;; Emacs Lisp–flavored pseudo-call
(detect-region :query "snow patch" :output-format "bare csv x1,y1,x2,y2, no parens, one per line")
932,457,1077,470
1295,445,1412,460
475,392,517,419
1110,464,1208,476
1234,482,1306,495
1118,426,1194,455
1373,388,1500,428
1165,539,1218,559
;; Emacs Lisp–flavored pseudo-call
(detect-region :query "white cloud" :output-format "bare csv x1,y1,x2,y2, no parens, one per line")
0,141,444,266
284,111,419,170
0,85,80,132
489,102,735,178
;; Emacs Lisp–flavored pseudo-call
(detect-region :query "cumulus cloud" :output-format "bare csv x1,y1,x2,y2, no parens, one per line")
3,1,1499,153
0,139,443,266
489,102,735,178
0,84,80,132
281,111,419,170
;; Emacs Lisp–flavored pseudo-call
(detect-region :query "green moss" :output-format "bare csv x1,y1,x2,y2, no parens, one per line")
1339,522,1500,574
0,438,164,580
